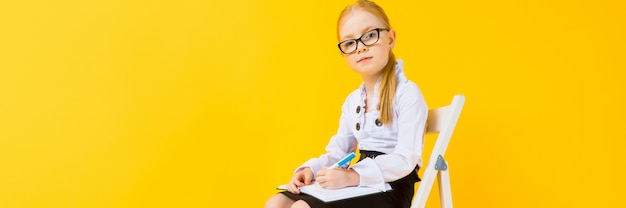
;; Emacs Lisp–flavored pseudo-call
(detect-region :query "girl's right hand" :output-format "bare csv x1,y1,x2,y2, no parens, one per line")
286,167,313,194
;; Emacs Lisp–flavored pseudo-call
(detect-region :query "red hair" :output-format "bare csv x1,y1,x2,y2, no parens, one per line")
337,0,397,125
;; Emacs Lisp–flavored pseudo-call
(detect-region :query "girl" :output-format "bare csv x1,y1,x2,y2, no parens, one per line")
265,1,427,208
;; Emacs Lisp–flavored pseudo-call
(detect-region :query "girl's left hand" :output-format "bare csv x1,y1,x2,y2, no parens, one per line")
315,167,360,189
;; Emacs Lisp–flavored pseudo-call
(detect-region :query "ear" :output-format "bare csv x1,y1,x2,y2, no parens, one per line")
388,29,396,50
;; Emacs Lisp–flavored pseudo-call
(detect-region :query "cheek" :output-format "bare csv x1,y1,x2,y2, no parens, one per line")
374,44,390,56
370,46,390,62
342,54,357,65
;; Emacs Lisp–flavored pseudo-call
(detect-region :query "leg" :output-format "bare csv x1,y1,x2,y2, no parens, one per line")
290,200,311,208
265,193,296,208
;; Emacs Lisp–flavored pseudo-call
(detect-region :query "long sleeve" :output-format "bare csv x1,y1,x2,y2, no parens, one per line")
296,94,358,176
295,59,427,192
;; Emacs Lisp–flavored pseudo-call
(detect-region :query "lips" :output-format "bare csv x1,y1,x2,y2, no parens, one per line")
357,56,372,63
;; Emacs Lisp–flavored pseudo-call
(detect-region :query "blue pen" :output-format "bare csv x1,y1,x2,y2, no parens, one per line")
328,152,356,169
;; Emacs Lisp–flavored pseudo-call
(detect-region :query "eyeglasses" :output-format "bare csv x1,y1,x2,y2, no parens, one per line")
337,28,389,54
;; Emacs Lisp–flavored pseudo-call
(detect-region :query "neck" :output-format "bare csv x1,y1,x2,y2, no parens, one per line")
362,74,381,95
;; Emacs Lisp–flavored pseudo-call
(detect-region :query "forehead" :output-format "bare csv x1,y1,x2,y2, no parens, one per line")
339,10,385,40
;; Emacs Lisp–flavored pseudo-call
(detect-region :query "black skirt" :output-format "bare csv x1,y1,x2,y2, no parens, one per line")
280,150,421,208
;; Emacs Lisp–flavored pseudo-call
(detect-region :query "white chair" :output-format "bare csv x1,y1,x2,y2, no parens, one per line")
411,95,465,208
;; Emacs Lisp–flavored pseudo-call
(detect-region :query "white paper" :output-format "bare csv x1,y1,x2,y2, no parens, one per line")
277,182,392,202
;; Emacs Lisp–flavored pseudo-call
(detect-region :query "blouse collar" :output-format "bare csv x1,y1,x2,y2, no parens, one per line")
358,59,407,111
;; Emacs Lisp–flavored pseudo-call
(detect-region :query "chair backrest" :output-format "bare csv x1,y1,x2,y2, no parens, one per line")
412,95,465,208
426,104,452,134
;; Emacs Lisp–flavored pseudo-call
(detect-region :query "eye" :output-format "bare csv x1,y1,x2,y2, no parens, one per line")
342,40,355,48
363,31,376,40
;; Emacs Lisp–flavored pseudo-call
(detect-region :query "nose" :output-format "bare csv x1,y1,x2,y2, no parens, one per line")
356,41,368,54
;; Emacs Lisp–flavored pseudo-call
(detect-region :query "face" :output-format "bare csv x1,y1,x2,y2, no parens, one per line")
338,10,395,78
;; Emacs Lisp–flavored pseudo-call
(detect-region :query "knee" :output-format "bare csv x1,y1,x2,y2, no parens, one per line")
265,194,292,208
290,200,311,208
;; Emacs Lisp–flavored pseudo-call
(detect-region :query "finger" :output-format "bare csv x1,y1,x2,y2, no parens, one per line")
295,181,305,187
293,183,300,194
293,174,304,185
288,182,300,194
304,172,313,185
318,180,329,189
316,176,326,184
316,169,326,177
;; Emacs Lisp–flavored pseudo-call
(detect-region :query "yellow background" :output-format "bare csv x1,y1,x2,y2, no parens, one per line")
1,0,624,207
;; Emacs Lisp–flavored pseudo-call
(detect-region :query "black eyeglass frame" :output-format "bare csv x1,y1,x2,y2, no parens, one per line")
337,28,390,54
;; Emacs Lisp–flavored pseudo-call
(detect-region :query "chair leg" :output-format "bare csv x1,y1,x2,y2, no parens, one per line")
412,167,436,208
438,166,453,208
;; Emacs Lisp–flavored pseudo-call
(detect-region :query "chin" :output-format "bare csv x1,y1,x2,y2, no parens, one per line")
352,67,381,76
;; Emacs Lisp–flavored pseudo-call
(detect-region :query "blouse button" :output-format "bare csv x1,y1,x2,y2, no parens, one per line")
375,118,383,126
356,122,361,131
356,106,361,114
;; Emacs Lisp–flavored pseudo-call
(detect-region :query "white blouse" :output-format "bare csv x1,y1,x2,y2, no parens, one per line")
297,59,428,191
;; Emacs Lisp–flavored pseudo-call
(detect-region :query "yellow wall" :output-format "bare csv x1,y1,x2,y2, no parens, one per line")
1,0,624,207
